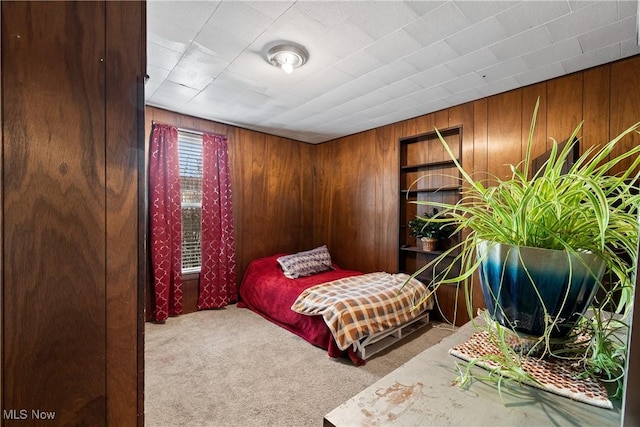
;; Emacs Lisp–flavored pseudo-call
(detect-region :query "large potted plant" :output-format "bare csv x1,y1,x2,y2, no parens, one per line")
407,99,640,397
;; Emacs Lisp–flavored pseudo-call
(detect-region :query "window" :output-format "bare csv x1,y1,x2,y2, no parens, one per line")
178,130,203,273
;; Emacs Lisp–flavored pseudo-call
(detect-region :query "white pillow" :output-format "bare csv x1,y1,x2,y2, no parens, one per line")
277,245,333,279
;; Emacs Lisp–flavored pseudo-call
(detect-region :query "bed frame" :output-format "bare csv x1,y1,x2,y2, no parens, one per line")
353,311,430,360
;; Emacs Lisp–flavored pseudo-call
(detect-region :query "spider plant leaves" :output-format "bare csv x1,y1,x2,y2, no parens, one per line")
403,97,640,399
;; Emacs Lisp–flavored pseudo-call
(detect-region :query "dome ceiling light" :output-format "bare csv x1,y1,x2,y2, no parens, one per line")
266,42,308,74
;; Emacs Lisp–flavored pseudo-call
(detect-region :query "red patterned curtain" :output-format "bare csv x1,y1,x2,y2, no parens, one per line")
149,123,183,321
198,132,237,309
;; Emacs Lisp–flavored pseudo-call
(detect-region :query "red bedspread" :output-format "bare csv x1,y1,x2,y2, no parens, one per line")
237,254,363,362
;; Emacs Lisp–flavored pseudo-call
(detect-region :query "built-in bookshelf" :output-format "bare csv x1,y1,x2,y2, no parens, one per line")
398,126,463,287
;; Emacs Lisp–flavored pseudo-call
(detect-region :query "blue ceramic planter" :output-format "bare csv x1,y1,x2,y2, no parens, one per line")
477,240,606,338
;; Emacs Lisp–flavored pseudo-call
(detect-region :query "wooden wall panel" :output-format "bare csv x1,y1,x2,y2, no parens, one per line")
373,124,400,273
546,73,583,147
521,83,547,161
105,2,144,425
3,2,107,424
487,91,522,182
582,65,610,157
314,130,383,273
610,56,640,176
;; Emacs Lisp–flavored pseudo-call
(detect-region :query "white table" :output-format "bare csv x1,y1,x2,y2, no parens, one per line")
324,320,620,426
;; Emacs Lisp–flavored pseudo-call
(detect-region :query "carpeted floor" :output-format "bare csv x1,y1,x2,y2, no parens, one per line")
144,304,455,427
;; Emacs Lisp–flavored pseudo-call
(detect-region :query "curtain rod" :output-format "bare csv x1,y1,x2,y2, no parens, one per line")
177,126,203,136
152,121,228,138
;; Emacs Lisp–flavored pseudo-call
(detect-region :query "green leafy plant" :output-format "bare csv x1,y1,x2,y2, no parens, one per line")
407,99,640,397
408,208,444,239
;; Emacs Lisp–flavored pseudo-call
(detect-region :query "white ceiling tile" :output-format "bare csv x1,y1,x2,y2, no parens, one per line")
147,42,183,71
453,1,521,24
445,48,500,75
378,79,424,99
496,0,571,36
578,16,637,52
404,0,446,17
194,27,249,62
244,1,294,20
148,80,199,107
520,37,583,69
446,17,508,56
477,57,529,83
621,38,640,56
404,2,471,46
403,42,460,72
144,65,170,100
334,50,386,79
369,60,420,84
562,43,622,74
408,85,451,104
210,71,259,92
617,0,638,18
347,2,421,40
546,1,618,42
319,23,376,59
179,45,229,77
236,90,272,107
167,65,214,91
294,68,353,100
489,26,552,61
191,83,240,104
514,61,567,87
270,8,331,46
208,2,274,44
147,14,196,54
364,30,423,63
440,73,486,94
147,1,219,31
410,64,458,89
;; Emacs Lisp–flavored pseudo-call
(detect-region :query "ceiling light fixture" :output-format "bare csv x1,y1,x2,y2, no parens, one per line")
266,42,308,74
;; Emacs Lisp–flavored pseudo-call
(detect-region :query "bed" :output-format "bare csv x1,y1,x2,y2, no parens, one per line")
238,246,434,364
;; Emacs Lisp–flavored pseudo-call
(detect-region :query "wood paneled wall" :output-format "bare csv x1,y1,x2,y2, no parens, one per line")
313,55,640,325
2,1,144,425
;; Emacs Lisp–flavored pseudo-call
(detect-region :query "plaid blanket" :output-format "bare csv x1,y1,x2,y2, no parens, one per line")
291,272,433,351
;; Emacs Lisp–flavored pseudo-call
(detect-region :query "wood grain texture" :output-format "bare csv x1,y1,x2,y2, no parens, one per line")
487,91,522,182
582,66,610,158
521,83,547,160
609,56,640,176
105,2,144,425
546,73,583,148
3,2,107,424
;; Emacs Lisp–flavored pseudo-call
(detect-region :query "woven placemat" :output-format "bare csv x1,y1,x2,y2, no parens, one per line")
449,330,612,409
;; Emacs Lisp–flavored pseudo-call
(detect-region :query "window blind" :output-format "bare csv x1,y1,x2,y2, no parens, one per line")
178,131,203,272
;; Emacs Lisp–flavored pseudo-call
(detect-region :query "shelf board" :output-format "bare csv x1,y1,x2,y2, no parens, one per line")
401,159,459,171
400,246,444,255
400,245,460,257
401,186,462,194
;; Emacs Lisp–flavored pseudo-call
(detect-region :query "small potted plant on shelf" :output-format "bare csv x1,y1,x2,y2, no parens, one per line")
405,98,640,399
408,208,444,252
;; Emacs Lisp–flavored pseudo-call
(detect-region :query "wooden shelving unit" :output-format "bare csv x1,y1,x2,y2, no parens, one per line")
398,126,463,321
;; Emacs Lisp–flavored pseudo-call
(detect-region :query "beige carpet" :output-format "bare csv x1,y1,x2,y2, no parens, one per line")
144,304,455,427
